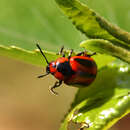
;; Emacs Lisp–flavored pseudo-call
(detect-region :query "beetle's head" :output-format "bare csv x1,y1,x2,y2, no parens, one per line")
47,61,57,75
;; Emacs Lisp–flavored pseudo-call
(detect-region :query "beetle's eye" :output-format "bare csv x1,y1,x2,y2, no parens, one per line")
52,63,56,68
52,64,56,68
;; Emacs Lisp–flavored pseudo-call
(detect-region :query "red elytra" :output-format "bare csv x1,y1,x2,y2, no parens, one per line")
37,44,97,95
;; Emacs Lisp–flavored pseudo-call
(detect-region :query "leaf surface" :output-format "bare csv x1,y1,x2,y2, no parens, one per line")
60,62,130,130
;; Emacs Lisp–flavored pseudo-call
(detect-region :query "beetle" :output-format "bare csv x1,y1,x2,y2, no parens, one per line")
36,44,97,95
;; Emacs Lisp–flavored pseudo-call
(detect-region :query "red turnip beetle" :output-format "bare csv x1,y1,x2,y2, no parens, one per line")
36,44,97,95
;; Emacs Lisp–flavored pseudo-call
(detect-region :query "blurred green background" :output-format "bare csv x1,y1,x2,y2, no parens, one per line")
0,0,130,129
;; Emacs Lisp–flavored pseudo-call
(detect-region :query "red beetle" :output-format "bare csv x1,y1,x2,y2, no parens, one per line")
37,44,97,95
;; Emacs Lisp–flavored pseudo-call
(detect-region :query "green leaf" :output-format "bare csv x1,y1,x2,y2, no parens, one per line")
82,0,130,33
0,45,57,67
60,62,130,130
55,0,130,46
80,39,130,63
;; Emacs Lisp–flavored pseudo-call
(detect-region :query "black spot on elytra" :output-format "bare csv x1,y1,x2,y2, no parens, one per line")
78,71,96,78
75,58,94,67
57,61,75,76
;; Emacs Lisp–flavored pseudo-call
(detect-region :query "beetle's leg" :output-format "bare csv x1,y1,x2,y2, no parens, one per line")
59,45,64,54
77,51,96,57
50,80,62,95
81,51,96,57
87,52,96,57
68,49,73,59
62,52,65,57
76,52,84,56
56,46,65,57
77,51,88,57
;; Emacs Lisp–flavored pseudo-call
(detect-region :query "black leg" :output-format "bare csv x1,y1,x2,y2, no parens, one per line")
56,46,65,57
62,52,65,57
76,52,84,56
77,52,96,57
87,52,96,57
50,80,62,95
59,45,64,54
68,49,73,59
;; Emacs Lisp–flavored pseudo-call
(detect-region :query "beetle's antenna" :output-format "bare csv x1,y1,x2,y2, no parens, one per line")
37,73,49,78
36,44,49,64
